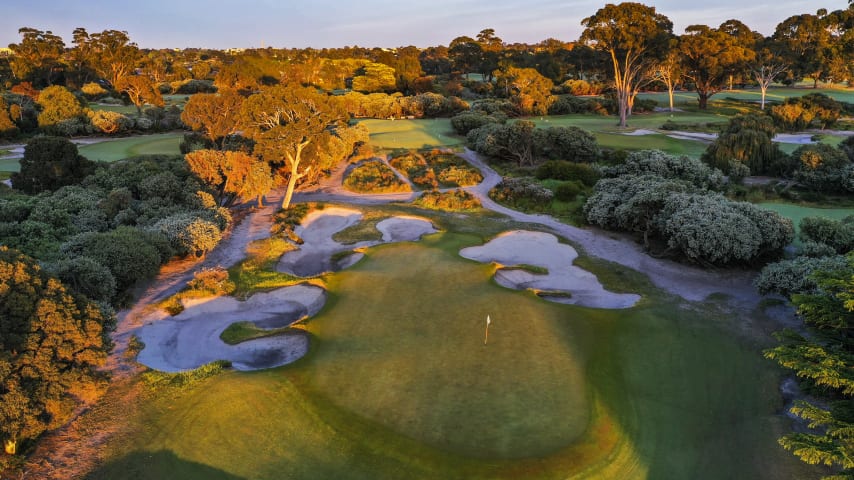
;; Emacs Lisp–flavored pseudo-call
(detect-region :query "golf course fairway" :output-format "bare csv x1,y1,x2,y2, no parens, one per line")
89,232,819,479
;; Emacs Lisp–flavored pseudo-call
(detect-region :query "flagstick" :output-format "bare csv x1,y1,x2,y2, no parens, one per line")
484,315,491,345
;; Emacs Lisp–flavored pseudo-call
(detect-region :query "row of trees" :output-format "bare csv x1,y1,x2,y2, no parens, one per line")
581,2,854,126
4,2,852,129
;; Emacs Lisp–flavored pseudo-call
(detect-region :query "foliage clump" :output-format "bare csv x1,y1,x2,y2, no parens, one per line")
413,189,481,211
343,160,411,193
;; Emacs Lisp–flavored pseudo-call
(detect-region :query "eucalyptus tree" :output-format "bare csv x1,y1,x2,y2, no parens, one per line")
679,22,756,109
580,2,673,127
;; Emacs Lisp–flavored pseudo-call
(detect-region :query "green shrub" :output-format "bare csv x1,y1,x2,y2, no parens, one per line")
535,161,600,186
799,216,854,253
344,160,410,193
413,189,481,211
490,177,554,208
554,181,584,201
49,256,118,302
755,255,852,296
187,267,235,296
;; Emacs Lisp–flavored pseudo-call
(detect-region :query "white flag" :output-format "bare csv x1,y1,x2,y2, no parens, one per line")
487,315,491,325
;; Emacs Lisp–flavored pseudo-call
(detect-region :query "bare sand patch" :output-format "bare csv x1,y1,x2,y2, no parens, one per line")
279,208,437,277
135,284,325,372
460,230,641,309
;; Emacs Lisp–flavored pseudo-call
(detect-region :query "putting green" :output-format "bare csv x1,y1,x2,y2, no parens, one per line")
304,234,590,458
78,133,183,162
90,229,820,479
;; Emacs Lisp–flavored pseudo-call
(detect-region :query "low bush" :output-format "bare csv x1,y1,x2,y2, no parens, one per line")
343,160,411,193
535,161,600,186
187,267,235,296
490,177,554,208
413,189,481,211
755,255,852,296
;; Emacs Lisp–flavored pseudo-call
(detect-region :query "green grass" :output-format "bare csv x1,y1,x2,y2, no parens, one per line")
228,237,308,298
502,263,549,275
359,118,465,149
0,156,20,173
91,228,822,479
219,322,302,345
78,133,184,162
331,211,388,244
758,202,854,238
637,86,854,108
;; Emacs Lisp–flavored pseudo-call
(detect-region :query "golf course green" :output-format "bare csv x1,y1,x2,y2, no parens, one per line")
77,133,183,162
89,228,819,479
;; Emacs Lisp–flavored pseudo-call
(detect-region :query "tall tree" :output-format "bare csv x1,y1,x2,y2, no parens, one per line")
476,28,504,82
86,30,141,88
180,91,245,148
7,27,65,87
240,84,348,209
679,22,756,109
115,75,164,114
750,38,788,110
184,150,272,207
652,49,682,112
773,12,834,88
580,2,673,127
0,246,107,456
449,36,482,78
495,66,554,115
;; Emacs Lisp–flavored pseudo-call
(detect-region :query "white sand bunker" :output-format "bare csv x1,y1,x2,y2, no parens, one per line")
136,284,325,372
279,208,437,277
460,231,640,309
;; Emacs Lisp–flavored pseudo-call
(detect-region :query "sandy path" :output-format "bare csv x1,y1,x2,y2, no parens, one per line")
456,149,761,307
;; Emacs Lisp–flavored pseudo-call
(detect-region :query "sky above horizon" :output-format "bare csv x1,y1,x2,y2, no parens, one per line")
2,1,850,50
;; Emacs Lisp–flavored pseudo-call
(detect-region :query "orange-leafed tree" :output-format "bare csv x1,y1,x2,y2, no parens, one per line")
0,246,108,456
240,84,348,209
115,75,164,114
185,149,272,207
181,91,245,148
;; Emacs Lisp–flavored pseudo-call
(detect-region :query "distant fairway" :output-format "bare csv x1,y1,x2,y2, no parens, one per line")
78,133,183,162
637,86,854,107
759,202,854,240
359,118,464,149
90,229,819,480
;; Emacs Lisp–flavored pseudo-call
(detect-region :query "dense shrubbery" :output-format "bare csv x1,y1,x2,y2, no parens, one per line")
450,112,505,135
535,161,601,186
340,91,467,119
186,267,235,296
791,144,854,193
755,254,852,296
490,177,554,208
701,113,786,175
390,150,482,189
1,155,228,302
799,216,854,254
467,120,599,166
585,149,792,265
607,149,725,190
770,93,843,131
413,189,481,211
11,137,99,194
343,160,410,193
557,79,607,96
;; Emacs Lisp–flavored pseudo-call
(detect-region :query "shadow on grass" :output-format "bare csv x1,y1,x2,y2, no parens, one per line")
86,450,246,480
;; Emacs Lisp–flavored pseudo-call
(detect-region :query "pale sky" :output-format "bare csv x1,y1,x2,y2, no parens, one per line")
1,0,850,50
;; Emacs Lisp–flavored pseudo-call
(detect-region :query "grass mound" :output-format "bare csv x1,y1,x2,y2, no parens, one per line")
413,189,481,211
343,160,411,193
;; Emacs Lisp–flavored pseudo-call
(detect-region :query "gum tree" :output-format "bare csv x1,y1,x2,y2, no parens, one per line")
581,2,673,127
240,84,348,209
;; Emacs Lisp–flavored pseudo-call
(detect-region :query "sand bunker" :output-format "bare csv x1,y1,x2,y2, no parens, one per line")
135,284,325,372
278,208,437,277
460,230,640,309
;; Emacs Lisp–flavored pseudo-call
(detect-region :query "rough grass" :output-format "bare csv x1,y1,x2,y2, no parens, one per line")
228,236,306,298
501,263,549,275
343,160,411,193
219,322,303,345
331,211,389,244
77,133,183,162
0,157,20,173
90,230,823,480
